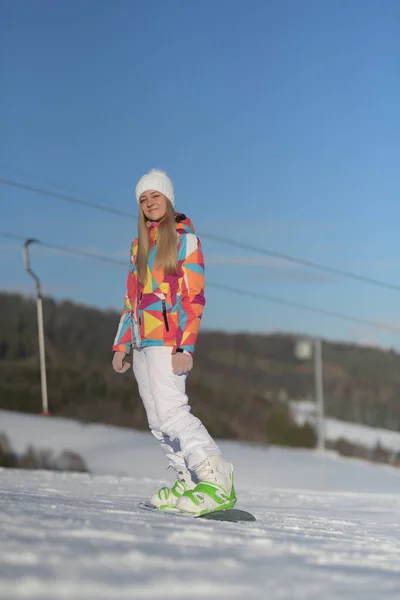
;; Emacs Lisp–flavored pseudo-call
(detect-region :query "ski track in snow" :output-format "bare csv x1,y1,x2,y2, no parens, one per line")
1,470,400,600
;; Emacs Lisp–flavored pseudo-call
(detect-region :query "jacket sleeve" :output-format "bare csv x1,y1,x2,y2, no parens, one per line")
174,233,206,356
112,242,134,354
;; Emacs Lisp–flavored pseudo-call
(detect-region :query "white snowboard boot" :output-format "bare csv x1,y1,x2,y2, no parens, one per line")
176,455,236,515
151,466,196,510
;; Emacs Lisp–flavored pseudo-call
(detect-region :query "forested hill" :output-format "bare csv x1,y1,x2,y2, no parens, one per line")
1,292,400,445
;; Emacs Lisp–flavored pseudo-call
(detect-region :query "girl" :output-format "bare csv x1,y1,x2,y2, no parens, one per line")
112,169,236,515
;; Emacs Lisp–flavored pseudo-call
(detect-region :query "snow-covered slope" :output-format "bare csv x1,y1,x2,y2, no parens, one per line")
3,409,400,494
291,400,400,453
1,410,400,599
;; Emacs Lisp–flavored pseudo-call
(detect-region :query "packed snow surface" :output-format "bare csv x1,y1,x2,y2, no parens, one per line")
1,410,400,599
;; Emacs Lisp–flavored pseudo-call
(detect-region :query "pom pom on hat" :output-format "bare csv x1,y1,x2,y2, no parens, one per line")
135,169,175,206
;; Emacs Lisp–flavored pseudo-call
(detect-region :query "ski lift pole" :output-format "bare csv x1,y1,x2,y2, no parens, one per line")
295,337,325,452
23,239,49,415
314,337,325,452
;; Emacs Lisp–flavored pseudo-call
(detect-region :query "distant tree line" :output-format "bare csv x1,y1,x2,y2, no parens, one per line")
2,292,400,452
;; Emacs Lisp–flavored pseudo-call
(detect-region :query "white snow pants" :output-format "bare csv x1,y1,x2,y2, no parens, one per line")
132,346,221,470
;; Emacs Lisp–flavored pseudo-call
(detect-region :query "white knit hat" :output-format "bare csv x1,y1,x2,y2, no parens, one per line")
135,169,175,206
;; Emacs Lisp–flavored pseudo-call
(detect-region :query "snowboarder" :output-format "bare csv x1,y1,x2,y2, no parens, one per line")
112,169,236,515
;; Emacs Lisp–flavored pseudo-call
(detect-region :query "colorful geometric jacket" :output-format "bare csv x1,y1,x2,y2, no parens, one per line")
112,213,205,357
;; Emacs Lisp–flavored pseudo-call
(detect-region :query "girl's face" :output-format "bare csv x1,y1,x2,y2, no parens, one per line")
139,190,168,222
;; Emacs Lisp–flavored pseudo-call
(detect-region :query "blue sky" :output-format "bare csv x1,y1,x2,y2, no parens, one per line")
1,0,400,349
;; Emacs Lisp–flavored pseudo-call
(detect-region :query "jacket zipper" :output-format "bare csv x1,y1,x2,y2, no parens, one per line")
162,300,169,332
134,291,143,346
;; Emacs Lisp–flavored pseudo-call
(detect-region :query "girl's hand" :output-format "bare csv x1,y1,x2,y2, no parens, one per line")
172,352,193,375
112,351,131,373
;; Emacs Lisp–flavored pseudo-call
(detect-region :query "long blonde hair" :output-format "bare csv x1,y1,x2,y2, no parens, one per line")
137,199,178,285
